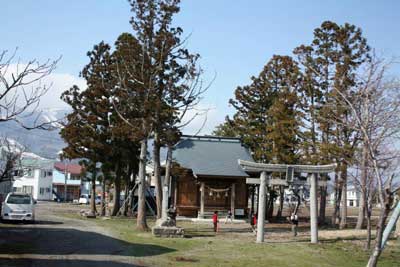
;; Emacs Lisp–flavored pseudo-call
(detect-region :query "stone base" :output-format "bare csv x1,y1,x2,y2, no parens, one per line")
152,226,185,238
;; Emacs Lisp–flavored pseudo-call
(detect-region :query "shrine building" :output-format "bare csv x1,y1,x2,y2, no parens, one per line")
170,135,255,218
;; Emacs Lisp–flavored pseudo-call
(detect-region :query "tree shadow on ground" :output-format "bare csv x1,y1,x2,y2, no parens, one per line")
0,258,144,267
0,220,63,225
34,220,64,225
0,226,175,257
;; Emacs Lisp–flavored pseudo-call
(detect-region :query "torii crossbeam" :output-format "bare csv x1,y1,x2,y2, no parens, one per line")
238,159,336,244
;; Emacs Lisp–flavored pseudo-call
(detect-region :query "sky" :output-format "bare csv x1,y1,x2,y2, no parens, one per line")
1,0,399,134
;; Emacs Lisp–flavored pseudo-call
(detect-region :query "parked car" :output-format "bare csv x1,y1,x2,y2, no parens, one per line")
1,193,36,222
78,194,101,205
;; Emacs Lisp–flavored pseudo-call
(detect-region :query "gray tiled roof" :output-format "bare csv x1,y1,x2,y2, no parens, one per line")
173,136,254,178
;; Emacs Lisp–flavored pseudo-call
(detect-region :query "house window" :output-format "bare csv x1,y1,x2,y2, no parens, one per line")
70,175,80,181
13,170,23,177
39,188,45,195
22,186,33,194
41,170,53,178
349,200,354,207
46,187,51,193
13,187,22,192
24,168,33,177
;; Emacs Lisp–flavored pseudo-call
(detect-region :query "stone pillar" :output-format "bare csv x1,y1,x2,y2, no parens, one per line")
310,173,318,244
256,171,267,243
199,182,205,219
256,185,260,213
161,185,169,220
231,183,236,218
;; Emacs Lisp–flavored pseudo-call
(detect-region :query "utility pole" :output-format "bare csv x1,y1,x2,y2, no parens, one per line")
64,160,68,202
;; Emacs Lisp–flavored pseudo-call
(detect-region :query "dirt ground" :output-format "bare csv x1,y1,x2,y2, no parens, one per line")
0,202,144,267
0,202,396,267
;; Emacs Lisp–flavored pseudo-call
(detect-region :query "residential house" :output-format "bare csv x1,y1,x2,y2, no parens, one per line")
53,162,84,201
12,154,54,201
0,139,23,202
53,162,102,202
329,185,360,207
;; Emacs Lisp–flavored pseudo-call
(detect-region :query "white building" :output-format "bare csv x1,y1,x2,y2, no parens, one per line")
12,154,54,201
0,138,23,201
329,185,360,207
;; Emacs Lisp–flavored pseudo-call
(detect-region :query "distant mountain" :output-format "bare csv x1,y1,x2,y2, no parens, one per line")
0,108,69,159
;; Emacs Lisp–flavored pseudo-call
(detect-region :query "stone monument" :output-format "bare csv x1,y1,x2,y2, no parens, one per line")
152,207,185,238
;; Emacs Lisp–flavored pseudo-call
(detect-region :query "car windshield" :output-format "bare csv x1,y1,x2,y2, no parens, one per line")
7,195,31,204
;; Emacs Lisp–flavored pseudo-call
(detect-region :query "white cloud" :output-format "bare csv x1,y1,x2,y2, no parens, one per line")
180,103,224,135
39,72,86,109
1,63,86,111
1,63,226,134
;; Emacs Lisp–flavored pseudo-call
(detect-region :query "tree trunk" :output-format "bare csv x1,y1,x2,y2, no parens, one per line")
161,145,173,220
356,189,367,230
250,185,255,215
276,186,284,219
266,188,274,220
366,207,391,267
100,177,106,216
332,170,341,226
122,185,129,216
137,138,149,231
396,212,400,238
153,135,162,219
366,194,373,249
111,163,121,216
356,145,368,229
122,164,133,217
340,163,348,229
319,185,327,224
89,167,97,217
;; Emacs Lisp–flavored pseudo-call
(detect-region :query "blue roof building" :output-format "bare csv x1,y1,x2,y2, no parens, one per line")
171,135,254,218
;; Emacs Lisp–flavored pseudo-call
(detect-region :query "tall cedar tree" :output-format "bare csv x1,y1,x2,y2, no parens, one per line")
294,21,370,226
61,42,115,216
115,0,200,227
228,55,302,219
62,41,140,217
112,31,153,230
229,55,302,163
212,117,240,137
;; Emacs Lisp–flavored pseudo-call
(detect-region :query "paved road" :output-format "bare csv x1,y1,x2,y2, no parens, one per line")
0,202,149,267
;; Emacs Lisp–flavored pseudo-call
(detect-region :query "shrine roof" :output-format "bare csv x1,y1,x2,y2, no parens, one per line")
173,135,254,178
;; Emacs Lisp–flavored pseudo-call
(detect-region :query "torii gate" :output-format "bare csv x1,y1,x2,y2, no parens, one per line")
239,160,336,244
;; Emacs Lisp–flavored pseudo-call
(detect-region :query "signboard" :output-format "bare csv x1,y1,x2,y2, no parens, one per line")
286,166,294,182
235,209,244,216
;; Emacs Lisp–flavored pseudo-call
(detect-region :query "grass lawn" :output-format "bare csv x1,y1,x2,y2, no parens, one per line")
63,213,400,267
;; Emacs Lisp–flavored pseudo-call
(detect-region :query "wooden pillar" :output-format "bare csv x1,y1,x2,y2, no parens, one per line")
199,182,205,219
231,183,236,218
172,176,177,208
256,171,267,243
310,173,318,243
251,185,255,214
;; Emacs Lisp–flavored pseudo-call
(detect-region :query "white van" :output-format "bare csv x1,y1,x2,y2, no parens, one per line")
79,194,101,205
1,193,36,222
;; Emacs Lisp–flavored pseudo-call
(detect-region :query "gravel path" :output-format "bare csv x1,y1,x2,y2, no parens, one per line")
0,202,145,267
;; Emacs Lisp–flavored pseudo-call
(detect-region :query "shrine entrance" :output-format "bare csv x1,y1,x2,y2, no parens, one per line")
239,160,336,244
